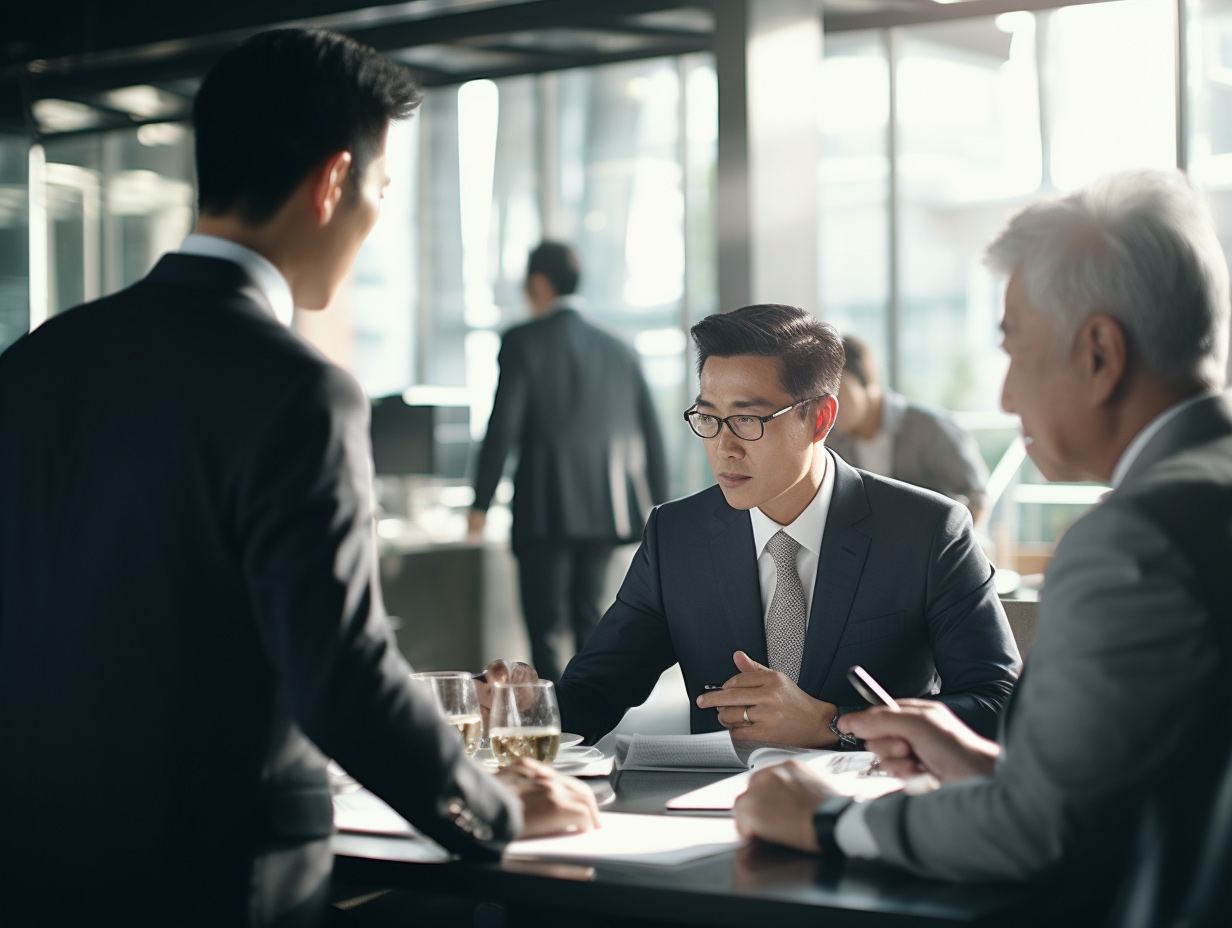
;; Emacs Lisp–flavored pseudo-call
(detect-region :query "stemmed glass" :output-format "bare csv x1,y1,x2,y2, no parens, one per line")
488,680,562,765
409,671,483,755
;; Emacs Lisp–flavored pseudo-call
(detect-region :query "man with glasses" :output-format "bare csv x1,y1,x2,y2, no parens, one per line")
549,303,1020,747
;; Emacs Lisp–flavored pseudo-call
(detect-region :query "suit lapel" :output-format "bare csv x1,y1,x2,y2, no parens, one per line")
797,454,871,697
709,499,768,666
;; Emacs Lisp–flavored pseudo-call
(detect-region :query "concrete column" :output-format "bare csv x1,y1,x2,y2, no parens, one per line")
714,0,824,314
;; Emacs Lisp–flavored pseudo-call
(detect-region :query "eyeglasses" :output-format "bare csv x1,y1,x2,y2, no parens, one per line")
683,397,825,441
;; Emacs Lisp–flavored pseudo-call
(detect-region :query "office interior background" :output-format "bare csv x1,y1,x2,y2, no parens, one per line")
3,0,1231,584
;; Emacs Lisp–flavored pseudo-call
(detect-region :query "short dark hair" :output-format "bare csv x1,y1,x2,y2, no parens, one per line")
841,335,877,387
527,241,581,296
193,28,422,224
690,304,845,401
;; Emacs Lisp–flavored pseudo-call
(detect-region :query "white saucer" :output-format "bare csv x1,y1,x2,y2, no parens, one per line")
560,732,584,748
475,744,605,771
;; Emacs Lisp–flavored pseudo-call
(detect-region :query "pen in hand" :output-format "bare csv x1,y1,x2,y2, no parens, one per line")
847,665,900,711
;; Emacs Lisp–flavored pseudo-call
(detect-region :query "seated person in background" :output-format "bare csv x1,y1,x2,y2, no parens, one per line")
734,171,1232,928
828,335,989,525
486,305,1020,747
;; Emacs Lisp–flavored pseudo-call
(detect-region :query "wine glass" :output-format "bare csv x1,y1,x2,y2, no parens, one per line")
409,671,482,755
488,680,561,766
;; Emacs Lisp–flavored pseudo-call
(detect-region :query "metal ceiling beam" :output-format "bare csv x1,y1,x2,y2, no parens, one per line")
824,0,1118,32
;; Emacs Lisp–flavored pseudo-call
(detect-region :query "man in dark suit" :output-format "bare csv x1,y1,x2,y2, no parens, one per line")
735,171,1232,927
551,304,1020,746
0,29,595,928
468,242,668,681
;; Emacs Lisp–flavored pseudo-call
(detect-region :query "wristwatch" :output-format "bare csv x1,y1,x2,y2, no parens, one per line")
829,706,860,750
813,795,855,855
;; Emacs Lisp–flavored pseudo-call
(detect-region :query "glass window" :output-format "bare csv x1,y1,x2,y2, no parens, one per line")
817,31,891,368
0,136,30,353
895,14,1041,412
1187,0,1232,349
301,55,717,501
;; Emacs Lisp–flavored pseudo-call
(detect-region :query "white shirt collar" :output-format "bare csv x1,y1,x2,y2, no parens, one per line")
179,234,295,326
1109,393,1211,488
749,449,836,557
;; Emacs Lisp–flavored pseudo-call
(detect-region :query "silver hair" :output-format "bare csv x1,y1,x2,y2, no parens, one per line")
985,170,1229,390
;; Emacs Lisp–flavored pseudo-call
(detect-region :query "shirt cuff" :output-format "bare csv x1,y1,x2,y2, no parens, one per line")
834,800,880,859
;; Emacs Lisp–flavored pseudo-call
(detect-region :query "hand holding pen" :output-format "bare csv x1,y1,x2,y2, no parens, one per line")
838,665,1000,785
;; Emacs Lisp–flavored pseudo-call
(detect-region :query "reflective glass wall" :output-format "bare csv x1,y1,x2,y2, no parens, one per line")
0,137,29,354
819,0,1186,572
301,54,718,501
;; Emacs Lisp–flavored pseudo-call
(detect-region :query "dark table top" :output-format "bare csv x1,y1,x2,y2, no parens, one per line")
332,767,1089,928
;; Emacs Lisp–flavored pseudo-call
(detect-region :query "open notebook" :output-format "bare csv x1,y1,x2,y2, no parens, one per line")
666,749,904,811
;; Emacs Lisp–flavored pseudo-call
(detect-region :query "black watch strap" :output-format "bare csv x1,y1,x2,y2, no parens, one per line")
829,706,862,750
813,795,855,855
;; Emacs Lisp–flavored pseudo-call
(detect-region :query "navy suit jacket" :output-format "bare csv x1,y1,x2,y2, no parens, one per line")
557,451,1021,743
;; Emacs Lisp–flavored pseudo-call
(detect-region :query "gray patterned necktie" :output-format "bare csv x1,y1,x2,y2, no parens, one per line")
765,530,807,682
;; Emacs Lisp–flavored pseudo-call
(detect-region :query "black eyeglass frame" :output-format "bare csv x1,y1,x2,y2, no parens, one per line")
682,396,826,441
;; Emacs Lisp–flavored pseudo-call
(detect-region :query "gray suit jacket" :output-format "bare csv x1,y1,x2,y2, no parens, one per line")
859,394,1232,921
829,390,988,510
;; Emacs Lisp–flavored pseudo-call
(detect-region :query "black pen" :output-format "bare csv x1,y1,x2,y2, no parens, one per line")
703,683,724,692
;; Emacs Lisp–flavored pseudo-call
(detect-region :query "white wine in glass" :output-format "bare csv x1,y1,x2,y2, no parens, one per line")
409,671,482,755
489,680,561,766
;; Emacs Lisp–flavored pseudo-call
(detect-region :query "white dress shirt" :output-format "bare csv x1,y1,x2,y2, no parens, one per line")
178,234,295,327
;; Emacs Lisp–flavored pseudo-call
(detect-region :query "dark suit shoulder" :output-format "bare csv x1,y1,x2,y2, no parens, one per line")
502,308,636,357
852,464,968,524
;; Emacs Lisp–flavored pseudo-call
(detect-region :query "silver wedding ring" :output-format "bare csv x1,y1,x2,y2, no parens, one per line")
742,707,751,725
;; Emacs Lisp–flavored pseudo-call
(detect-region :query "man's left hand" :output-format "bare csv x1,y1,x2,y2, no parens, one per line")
694,651,837,748
733,760,838,852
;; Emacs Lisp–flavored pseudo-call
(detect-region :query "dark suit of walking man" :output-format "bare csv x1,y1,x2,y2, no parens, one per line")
0,30,595,928
469,242,668,681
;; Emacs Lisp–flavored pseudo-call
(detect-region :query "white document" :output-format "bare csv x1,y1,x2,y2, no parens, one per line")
612,731,810,772
666,750,904,810
333,788,419,838
504,812,741,865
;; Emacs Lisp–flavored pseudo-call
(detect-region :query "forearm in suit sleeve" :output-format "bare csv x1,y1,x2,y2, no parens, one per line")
557,506,679,743
239,363,520,857
861,501,1219,881
472,334,528,512
921,503,1020,738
